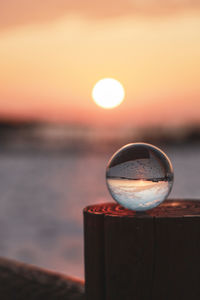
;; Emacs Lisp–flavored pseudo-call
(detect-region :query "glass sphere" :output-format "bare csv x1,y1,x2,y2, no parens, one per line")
106,143,174,211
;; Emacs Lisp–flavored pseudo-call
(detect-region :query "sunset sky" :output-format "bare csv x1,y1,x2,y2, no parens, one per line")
0,1,200,127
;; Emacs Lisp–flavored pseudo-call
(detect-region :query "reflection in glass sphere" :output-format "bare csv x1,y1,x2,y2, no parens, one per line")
106,143,174,211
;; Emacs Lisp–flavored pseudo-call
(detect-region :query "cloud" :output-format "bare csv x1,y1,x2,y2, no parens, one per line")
0,0,200,30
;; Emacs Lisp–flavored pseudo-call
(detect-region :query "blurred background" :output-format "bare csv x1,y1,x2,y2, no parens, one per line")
0,0,200,279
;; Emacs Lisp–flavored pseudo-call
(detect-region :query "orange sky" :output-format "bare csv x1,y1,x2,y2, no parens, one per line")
0,1,200,127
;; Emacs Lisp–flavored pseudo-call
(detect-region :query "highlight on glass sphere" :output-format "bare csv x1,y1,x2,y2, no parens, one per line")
106,143,174,211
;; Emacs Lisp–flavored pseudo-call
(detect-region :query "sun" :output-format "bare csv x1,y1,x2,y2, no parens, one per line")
92,78,125,109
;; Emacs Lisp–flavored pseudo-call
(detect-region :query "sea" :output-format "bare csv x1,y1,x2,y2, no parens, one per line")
0,144,199,279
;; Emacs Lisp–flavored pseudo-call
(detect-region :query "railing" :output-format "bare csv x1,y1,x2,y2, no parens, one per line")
0,257,85,299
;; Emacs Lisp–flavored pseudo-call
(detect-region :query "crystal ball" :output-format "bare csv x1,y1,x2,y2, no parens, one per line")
106,143,174,211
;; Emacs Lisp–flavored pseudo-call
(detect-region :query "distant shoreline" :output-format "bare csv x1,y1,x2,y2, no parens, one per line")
0,120,199,154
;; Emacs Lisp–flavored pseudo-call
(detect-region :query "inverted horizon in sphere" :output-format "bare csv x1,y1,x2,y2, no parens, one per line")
107,178,172,211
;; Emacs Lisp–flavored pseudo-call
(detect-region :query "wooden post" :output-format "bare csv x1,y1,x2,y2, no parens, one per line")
84,199,200,300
